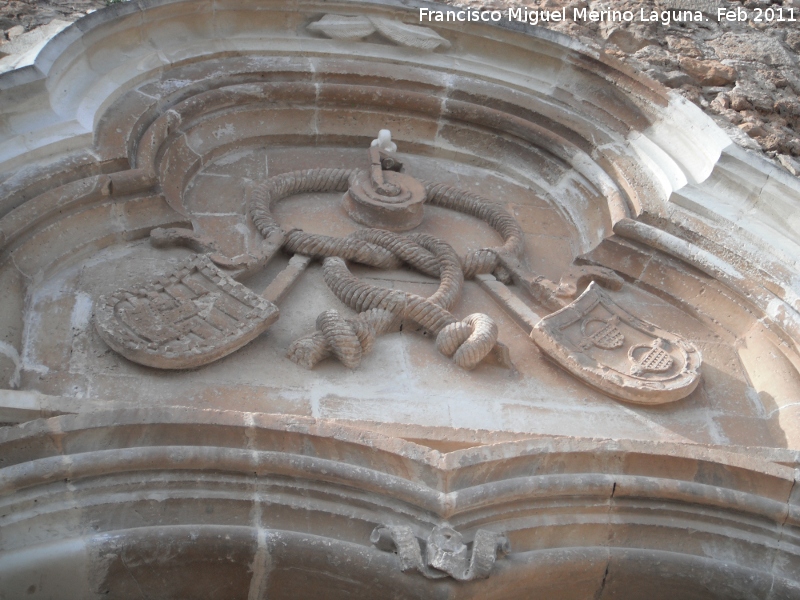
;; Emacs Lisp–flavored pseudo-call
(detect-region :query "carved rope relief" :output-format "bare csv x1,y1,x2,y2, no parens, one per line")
93,130,702,404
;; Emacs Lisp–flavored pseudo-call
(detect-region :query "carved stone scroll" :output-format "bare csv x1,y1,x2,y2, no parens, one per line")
306,14,376,40
368,17,452,51
307,14,451,51
370,525,509,581
530,282,702,404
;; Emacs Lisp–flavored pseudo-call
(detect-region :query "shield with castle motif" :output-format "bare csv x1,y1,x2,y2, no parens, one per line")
94,254,279,369
530,282,702,404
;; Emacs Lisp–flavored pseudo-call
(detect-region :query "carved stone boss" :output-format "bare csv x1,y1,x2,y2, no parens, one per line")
94,130,702,405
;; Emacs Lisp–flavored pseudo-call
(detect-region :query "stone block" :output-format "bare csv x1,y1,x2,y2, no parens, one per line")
601,548,773,600
0,539,92,600
680,57,738,86
87,527,257,599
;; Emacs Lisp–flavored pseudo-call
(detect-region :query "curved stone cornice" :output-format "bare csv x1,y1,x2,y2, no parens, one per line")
0,410,799,597
0,0,731,230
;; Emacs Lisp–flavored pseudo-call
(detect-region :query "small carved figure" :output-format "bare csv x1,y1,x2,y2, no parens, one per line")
342,144,427,231
370,525,509,581
371,129,397,153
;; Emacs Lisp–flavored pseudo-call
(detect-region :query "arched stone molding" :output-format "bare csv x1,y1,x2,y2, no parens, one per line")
1,410,799,598
0,0,757,233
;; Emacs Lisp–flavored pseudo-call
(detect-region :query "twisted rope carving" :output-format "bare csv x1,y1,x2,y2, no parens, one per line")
324,233,462,324
424,182,525,279
248,168,523,370
250,168,356,236
283,229,402,270
287,232,498,370
249,170,524,278
288,307,396,370
436,313,499,370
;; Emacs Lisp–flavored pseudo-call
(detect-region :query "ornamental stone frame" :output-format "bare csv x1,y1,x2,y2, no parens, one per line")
1,0,800,598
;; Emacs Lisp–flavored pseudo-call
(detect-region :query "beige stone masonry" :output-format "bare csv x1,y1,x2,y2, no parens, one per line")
1,0,800,596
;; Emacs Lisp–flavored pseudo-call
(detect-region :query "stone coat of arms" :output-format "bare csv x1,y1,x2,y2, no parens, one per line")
531,282,702,404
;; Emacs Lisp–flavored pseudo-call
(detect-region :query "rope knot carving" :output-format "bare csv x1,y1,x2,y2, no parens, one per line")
248,167,524,372
436,313,499,371
285,234,502,371
423,181,524,281
462,248,500,280
287,306,397,370
315,309,372,369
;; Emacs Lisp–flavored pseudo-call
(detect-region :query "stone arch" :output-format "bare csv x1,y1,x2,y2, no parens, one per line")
0,411,798,598
2,1,800,596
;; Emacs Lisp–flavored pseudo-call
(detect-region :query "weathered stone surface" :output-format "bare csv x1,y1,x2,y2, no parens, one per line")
0,411,797,596
436,0,800,171
0,0,798,596
680,57,738,86
710,32,796,67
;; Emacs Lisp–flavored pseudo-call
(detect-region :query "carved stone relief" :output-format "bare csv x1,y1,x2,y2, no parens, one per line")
94,254,279,369
530,282,702,404
4,2,800,597
371,525,509,581
307,14,452,51
92,132,702,404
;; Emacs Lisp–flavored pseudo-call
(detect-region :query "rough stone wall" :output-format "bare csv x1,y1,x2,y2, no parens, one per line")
0,0,103,33
0,1,108,75
452,0,800,174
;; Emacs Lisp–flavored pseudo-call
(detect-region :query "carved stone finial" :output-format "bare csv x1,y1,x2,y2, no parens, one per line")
371,129,397,153
370,525,509,581
341,136,426,231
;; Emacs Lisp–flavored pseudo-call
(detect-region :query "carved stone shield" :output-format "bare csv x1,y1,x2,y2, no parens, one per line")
95,254,278,369
530,283,702,404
